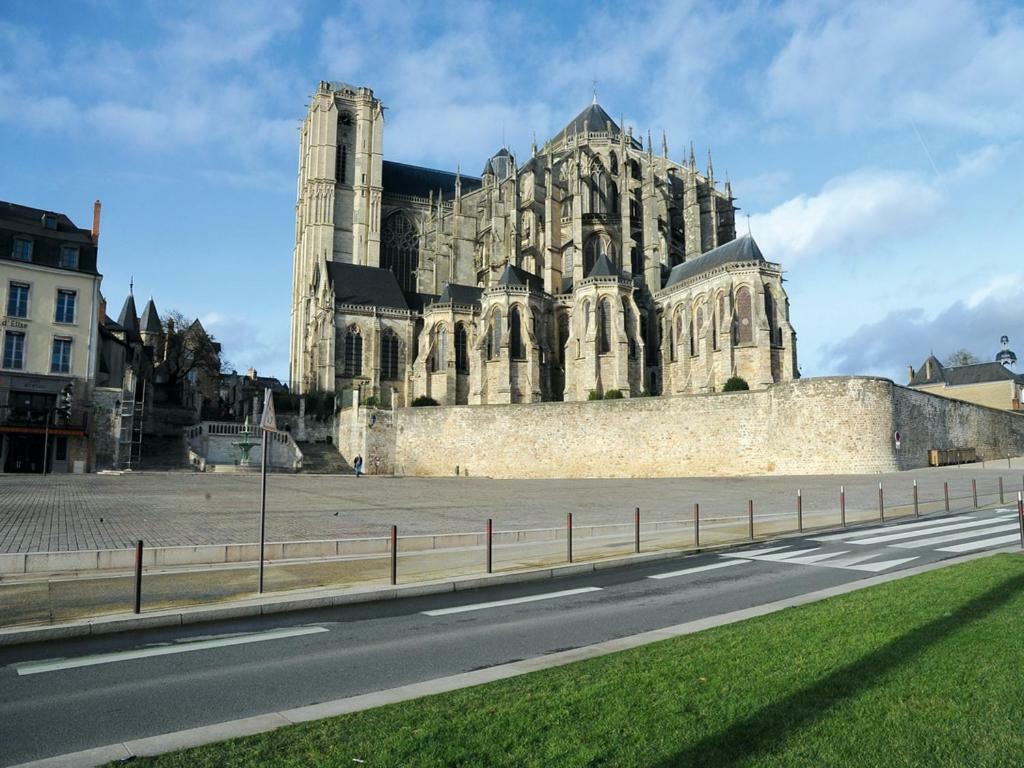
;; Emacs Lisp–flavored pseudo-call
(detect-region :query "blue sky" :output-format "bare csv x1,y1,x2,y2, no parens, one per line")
2,0,1022,383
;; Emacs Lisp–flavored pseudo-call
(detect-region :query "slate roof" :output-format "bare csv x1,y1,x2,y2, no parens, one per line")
434,283,484,307
549,103,620,146
382,160,481,200
495,263,544,292
0,200,99,274
586,253,617,278
910,358,1024,387
140,298,162,334
327,262,409,310
664,235,766,288
117,294,140,336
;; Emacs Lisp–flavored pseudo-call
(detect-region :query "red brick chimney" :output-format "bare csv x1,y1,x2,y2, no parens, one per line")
91,200,102,243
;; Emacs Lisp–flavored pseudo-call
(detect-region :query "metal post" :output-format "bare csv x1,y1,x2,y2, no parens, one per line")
634,507,640,554
133,540,143,614
1008,454,1012,469
390,525,398,585
999,477,1005,505
567,512,573,563
913,480,919,518
840,485,846,528
878,482,885,523
944,481,950,513
258,428,268,594
748,500,754,540
486,518,493,574
693,503,700,548
42,410,51,476
972,478,978,509
1018,491,1023,548
797,489,803,532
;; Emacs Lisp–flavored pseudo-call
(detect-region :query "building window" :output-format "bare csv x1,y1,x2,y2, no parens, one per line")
509,307,524,360
380,330,400,380
381,212,419,293
343,327,362,377
430,325,448,372
12,237,32,262
765,288,780,346
489,309,502,360
55,436,68,462
625,304,637,360
55,289,76,324
583,234,615,276
336,145,347,185
59,246,79,269
455,323,469,374
734,287,753,345
51,337,72,373
7,282,29,318
692,306,704,357
598,299,612,354
42,214,57,230
3,330,25,369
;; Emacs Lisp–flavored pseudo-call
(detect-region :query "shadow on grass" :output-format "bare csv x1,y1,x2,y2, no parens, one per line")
655,570,1024,768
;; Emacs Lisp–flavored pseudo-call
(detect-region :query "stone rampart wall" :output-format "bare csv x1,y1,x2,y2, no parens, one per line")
387,377,1024,478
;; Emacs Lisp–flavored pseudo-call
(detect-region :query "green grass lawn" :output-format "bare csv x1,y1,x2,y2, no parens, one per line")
123,553,1024,768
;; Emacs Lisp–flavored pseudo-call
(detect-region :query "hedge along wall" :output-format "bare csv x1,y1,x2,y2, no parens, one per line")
385,377,1024,479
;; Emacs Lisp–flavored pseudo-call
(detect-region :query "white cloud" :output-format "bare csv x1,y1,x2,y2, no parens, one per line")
764,0,1024,137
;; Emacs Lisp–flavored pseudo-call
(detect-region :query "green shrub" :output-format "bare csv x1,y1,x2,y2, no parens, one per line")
587,390,602,401
604,389,624,399
362,395,379,408
411,395,440,407
722,376,750,392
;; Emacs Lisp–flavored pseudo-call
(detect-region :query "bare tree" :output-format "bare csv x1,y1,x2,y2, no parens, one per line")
160,311,222,405
945,349,980,367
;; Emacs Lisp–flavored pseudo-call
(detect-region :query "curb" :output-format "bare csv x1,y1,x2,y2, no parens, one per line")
11,546,1019,768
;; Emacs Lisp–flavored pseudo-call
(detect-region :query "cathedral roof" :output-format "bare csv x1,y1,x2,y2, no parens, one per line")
586,253,617,278
381,160,481,200
117,293,139,336
327,262,409,310
435,283,483,307
549,102,620,146
496,263,543,291
664,235,766,288
140,298,162,334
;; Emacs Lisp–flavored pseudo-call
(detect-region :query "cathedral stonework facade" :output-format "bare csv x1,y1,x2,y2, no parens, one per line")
290,80,798,406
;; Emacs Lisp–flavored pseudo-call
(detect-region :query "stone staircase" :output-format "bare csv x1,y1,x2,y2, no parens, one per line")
298,442,351,474
137,434,190,471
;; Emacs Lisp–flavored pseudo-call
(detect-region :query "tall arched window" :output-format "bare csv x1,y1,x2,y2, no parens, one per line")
672,310,683,362
509,306,524,359
430,325,448,372
454,324,469,374
624,303,637,360
489,309,502,359
343,326,362,377
380,329,400,380
584,235,615,275
609,151,619,176
717,294,726,349
336,145,347,184
734,287,753,345
693,306,704,357
764,288,779,346
581,300,591,336
598,299,612,354
557,313,569,364
381,213,419,292
591,168,607,214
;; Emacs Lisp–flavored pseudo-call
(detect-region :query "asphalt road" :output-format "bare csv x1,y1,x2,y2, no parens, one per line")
1,506,1020,766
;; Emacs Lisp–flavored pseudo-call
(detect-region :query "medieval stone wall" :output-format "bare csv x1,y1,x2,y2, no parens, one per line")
384,377,1024,478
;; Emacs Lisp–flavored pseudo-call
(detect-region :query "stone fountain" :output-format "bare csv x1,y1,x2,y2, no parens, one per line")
232,417,259,468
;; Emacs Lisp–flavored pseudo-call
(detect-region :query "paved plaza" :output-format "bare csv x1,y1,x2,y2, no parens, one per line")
2,462,1022,553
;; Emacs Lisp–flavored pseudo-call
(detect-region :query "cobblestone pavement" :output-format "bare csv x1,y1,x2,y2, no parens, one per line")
1,463,1022,553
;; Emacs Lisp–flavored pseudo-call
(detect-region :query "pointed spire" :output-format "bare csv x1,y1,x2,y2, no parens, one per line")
706,146,714,180
129,276,134,295
646,129,652,155
455,164,462,198
725,171,732,198
661,130,668,158
592,79,598,105
531,131,537,157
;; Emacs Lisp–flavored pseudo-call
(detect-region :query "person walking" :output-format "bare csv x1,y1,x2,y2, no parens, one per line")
353,454,363,478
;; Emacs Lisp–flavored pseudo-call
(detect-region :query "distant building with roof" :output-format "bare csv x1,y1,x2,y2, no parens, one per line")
908,338,1024,411
291,81,797,405
0,199,102,473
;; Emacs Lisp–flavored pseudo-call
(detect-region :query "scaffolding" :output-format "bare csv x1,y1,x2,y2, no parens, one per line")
117,371,146,470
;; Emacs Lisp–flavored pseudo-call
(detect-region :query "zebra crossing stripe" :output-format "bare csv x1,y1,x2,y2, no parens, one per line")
811,516,971,542
938,533,1021,553
844,556,919,573
848,516,1017,546
892,522,1021,549
782,550,850,565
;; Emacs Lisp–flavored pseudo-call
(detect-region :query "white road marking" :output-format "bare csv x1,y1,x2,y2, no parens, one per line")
824,552,899,568
422,587,602,616
15,626,328,676
724,547,821,562
848,516,1017,545
939,533,1022,553
891,523,1021,549
843,557,919,573
811,516,971,542
647,560,750,580
726,546,792,557
783,550,851,565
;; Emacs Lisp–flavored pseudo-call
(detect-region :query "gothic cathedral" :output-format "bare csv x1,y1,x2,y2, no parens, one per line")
290,81,798,405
